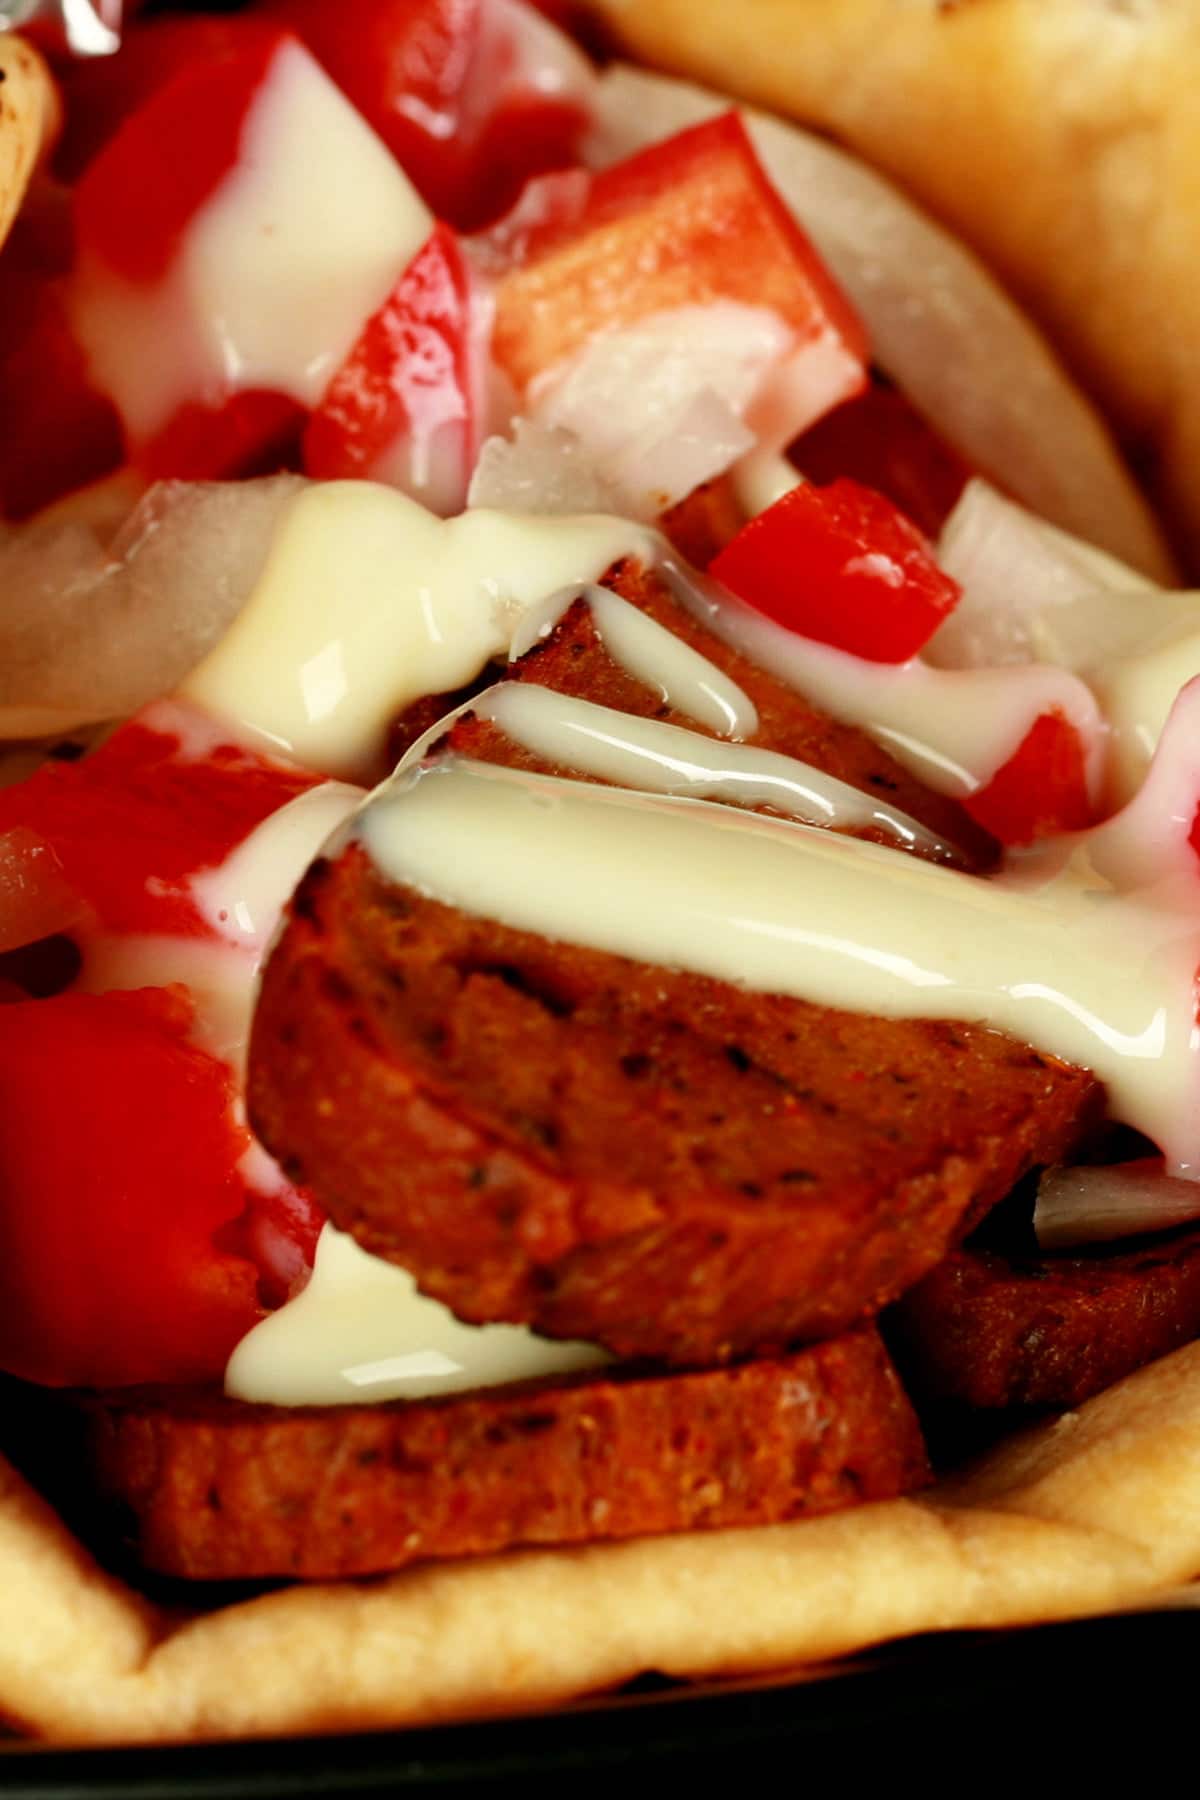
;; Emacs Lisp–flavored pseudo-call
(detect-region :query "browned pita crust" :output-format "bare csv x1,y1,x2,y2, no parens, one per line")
4,1341,1200,1744
0,35,54,257
580,0,1200,568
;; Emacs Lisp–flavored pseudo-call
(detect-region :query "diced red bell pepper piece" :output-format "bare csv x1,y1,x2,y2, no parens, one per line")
0,190,124,517
491,111,868,408
0,267,124,518
0,704,318,942
54,15,287,183
963,712,1094,846
303,223,479,506
793,378,972,540
139,390,307,485
0,987,321,1388
710,477,961,663
73,32,288,285
264,0,588,230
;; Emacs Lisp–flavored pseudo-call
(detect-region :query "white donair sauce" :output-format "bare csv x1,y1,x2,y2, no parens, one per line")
183,483,656,780
75,41,432,442
79,780,362,1073
357,735,1200,1174
935,480,1200,807
473,683,959,860
226,1224,610,1407
192,781,363,952
732,448,803,519
509,583,758,739
665,562,1106,800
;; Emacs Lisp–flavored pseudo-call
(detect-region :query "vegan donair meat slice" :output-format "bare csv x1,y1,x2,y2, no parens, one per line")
248,566,1100,1367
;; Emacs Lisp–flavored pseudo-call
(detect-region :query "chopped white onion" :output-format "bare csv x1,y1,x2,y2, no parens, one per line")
587,66,1175,581
930,478,1188,671
468,420,623,515
602,385,755,519
0,475,305,741
529,302,778,515
1035,1163,1200,1251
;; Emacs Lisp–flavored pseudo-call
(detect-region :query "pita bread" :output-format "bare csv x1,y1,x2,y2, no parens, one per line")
2,1340,1200,1744
2,3,1198,1749
0,34,53,257
580,0,1200,569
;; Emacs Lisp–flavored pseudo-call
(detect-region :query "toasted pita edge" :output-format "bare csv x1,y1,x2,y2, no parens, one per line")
4,1340,1200,1745
0,35,55,257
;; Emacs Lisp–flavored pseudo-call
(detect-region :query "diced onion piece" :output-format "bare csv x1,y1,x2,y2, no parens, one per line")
930,478,1178,671
935,479,1200,687
588,66,1174,581
1035,1162,1200,1250
468,420,623,515
0,826,85,954
531,303,772,516
0,475,304,740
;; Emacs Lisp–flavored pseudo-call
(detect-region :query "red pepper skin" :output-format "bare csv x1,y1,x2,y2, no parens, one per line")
138,391,308,485
303,224,478,494
264,0,587,230
491,110,868,402
73,34,288,287
963,712,1094,846
0,988,278,1388
68,32,315,483
0,189,124,519
0,268,124,518
0,706,318,942
793,380,971,540
711,478,962,663
54,16,287,184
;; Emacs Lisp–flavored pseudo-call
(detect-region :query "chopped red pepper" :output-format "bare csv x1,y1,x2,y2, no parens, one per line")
73,32,288,286
0,704,318,942
54,15,287,184
0,267,124,518
139,390,307,485
0,987,321,1388
710,478,962,663
264,0,589,229
491,111,868,416
303,223,480,506
793,379,972,540
0,190,124,518
963,712,1095,845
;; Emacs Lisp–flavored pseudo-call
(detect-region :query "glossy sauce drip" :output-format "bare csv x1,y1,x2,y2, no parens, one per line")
474,682,958,858
184,483,656,780
80,781,362,1074
226,1224,610,1406
76,42,431,440
663,557,1106,799
358,752,1200,1172
509,583,758,739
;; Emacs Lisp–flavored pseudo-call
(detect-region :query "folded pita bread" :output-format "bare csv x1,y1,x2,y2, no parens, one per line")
581,0,1200,569
3,1341,1200,1744
3,4,1199,1751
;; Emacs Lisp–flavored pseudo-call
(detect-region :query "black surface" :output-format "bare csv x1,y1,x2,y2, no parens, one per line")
2,1609,1196,1794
